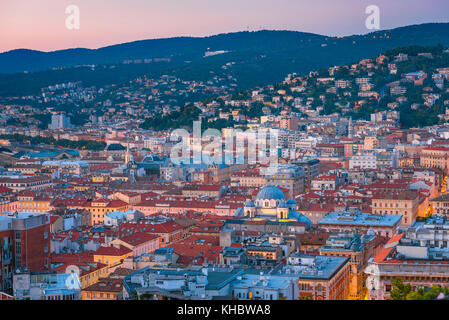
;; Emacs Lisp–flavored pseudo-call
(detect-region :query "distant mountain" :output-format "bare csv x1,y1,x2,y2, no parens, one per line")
0,30,326,73
1,23,449,96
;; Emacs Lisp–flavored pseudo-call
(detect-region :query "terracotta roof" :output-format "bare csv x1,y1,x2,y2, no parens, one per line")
83,278,123,293
373,233,405,263
95,245,132,257
119,232,159,246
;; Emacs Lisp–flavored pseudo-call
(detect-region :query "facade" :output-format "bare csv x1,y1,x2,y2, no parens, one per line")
84,199,129,225
261,165,305,198
81,278,123,300
420,147,449,175
293,159,320,188
371,190,420,227
0,177,53,192
319,232,380,299
349,152,377,170
430,193,449,216
42,160,89,176
0,213,51,294
247,245,283,263
365,216,449,300
281,254,351,300
93,245,133,267
16,193,52,213
49,113,72,130
311,174,339,191
132,199,239,217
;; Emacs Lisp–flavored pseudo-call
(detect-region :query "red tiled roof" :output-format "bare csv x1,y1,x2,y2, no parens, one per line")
373,233,405,263
95,245,132,256
119,232,159,246
0,186,12,193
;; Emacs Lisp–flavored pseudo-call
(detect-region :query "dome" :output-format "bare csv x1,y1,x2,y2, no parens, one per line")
287,199,296,205
278,201,288,209
244,201,255,208
256,186,285,201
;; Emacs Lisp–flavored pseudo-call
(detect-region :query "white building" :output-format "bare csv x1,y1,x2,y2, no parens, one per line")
349,152,377,169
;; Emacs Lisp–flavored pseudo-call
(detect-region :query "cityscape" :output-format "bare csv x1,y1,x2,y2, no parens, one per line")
2,0,449,306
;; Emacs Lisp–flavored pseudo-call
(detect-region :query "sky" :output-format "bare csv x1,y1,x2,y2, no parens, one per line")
1,0,448,53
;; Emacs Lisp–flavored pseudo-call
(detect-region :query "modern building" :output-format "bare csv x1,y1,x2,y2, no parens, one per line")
49,113,72,130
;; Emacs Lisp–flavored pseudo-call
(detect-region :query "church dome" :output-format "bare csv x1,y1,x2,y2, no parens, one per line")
256,186,285,201
244,201,255,207
278,201,288,209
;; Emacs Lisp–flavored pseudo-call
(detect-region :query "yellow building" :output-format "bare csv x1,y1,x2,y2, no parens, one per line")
109,191,142,205
430,193,449,215
181,185,221,198
84,199,129,225
16,193,52,213
420,147,449,174
81,278,123,300
364,136,379,150
8,165,41,175
372,190,420,226
92,175,109,183
79,264,111,289
247,245,283,261
93,245,133,267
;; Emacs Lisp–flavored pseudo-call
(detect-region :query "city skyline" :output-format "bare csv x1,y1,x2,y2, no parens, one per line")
2,0,449,305
1,0,449,53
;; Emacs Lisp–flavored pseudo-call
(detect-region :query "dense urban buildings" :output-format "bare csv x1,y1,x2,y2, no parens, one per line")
1,30,449,302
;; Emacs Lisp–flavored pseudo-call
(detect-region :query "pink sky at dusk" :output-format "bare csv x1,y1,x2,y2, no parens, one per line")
1,0,448,53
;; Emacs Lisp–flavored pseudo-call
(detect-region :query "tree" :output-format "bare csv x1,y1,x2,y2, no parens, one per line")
390,277,412,300
406,285,449,300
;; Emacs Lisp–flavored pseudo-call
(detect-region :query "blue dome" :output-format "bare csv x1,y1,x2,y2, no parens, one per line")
256,186,285,201
278,201,288,209
244,201,255,207
287,199,296,204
